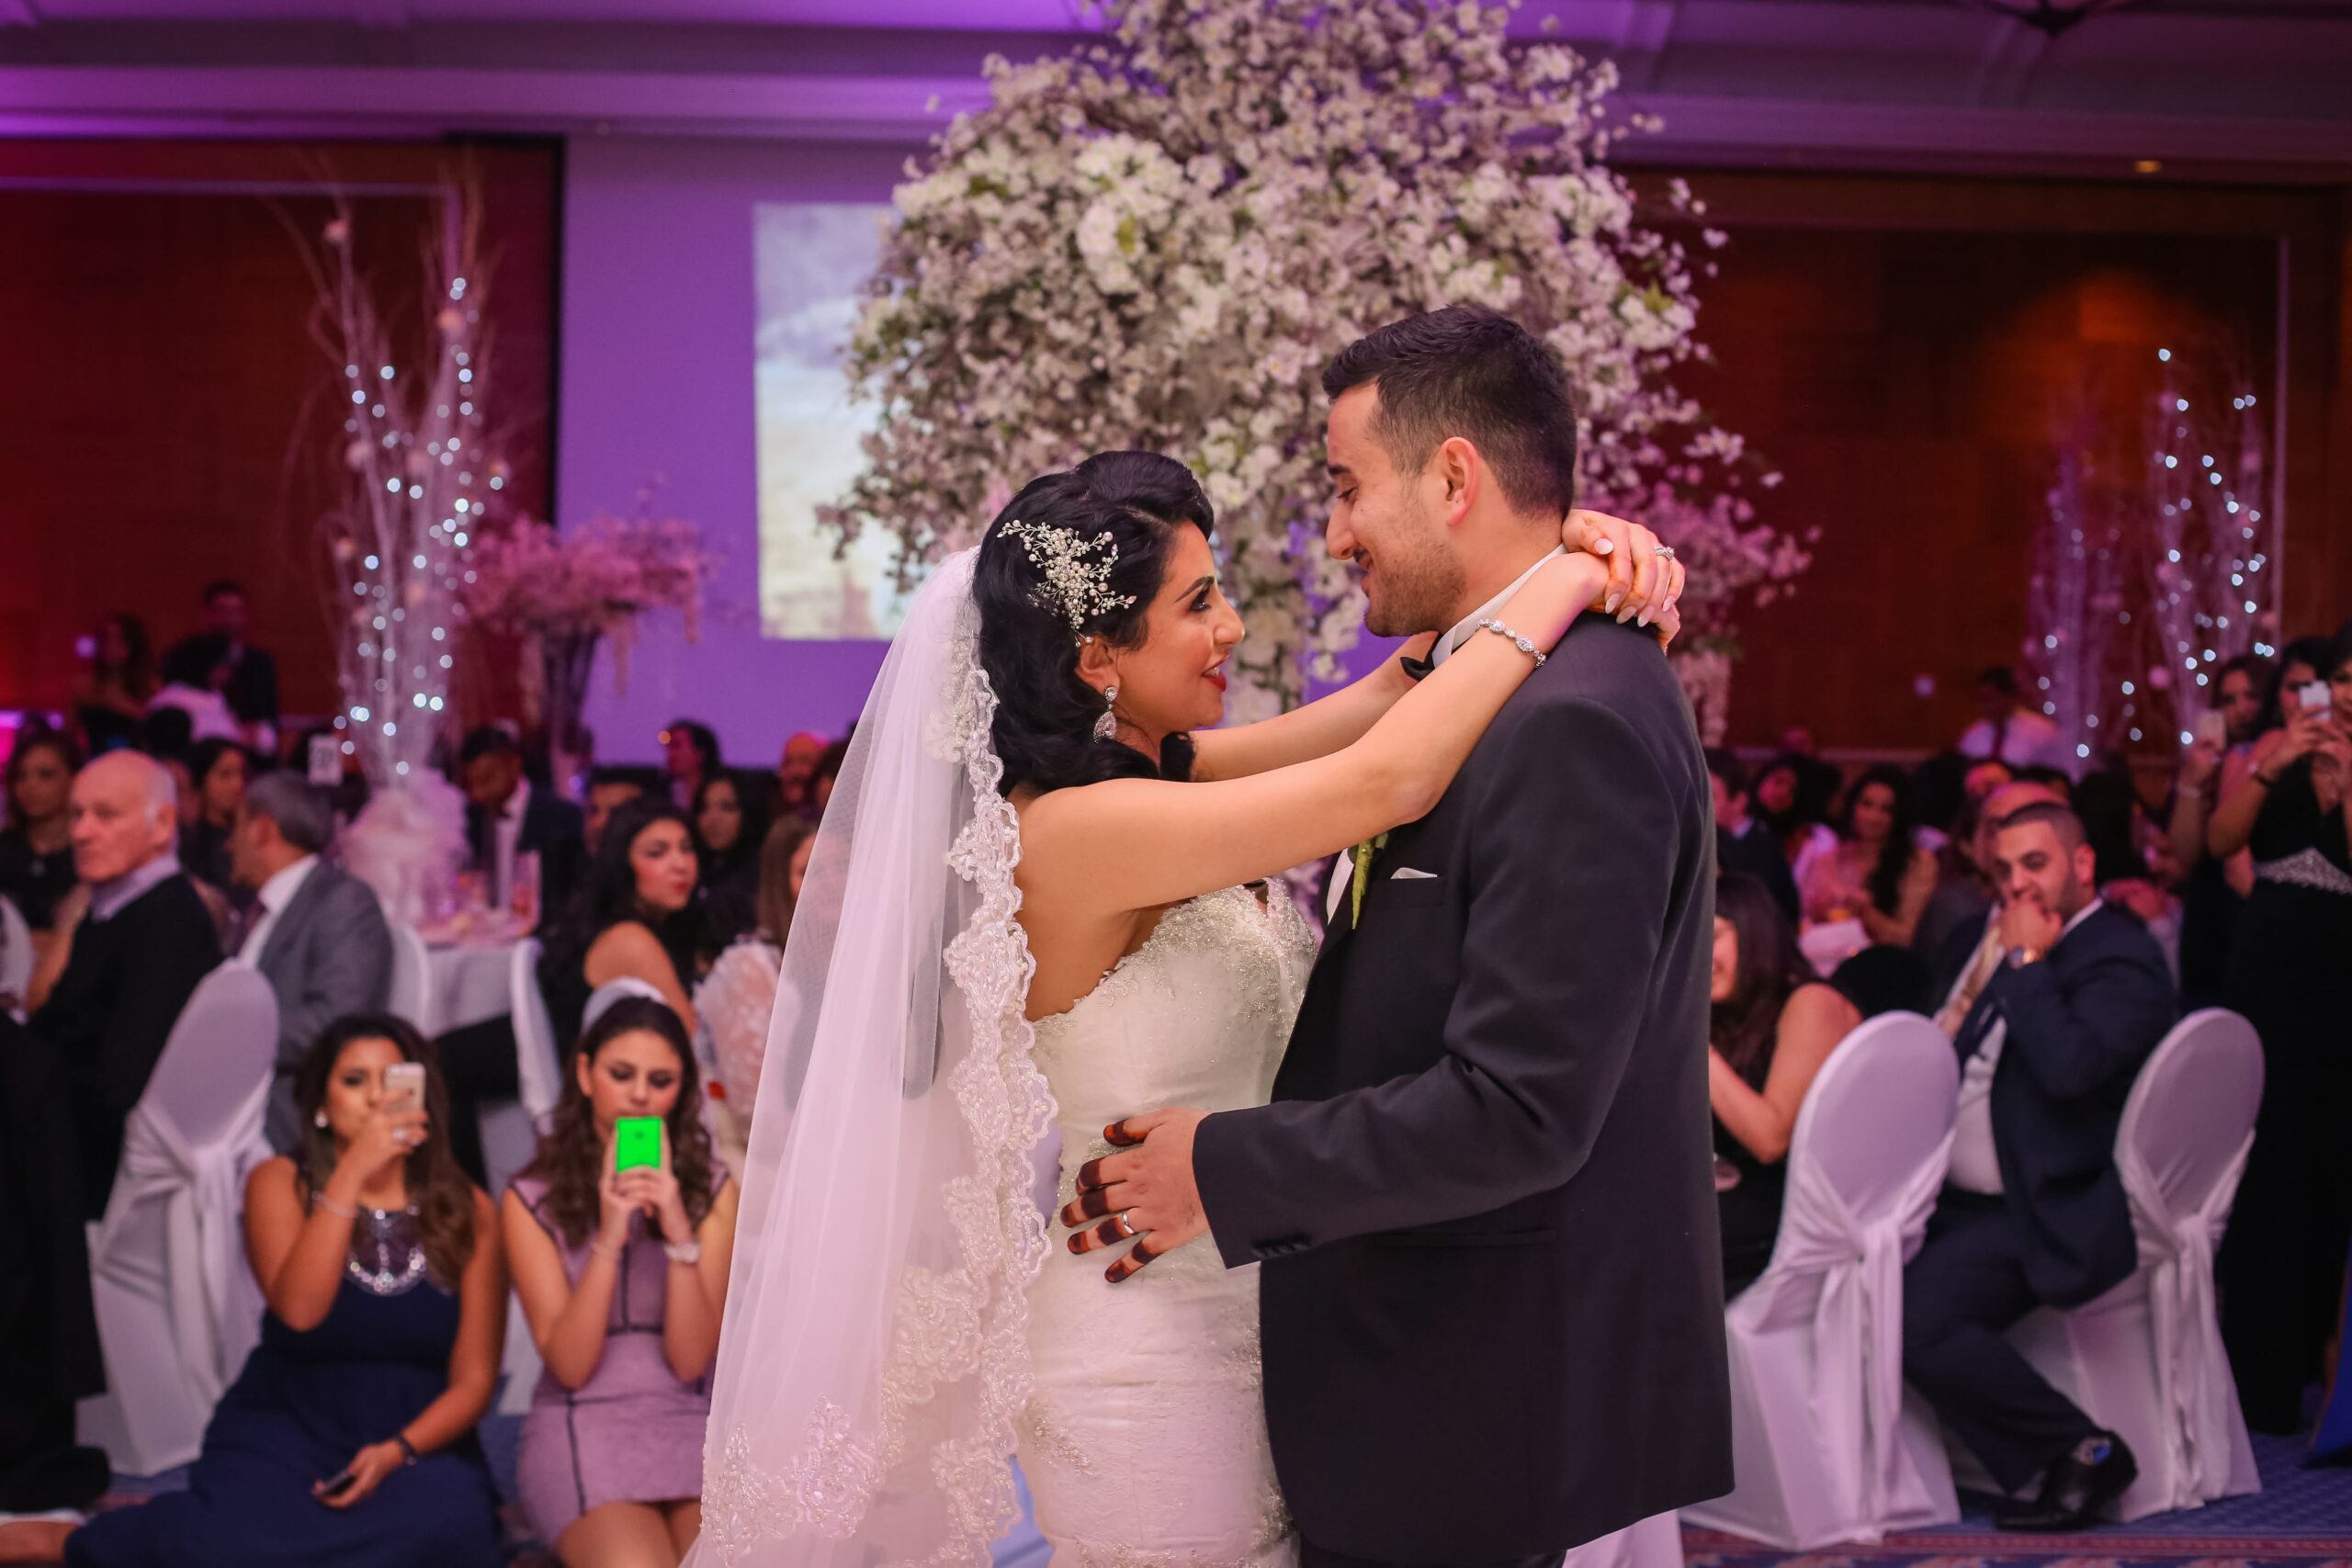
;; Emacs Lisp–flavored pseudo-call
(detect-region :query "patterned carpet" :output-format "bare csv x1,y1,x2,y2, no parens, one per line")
1682,1434,2352,1568
87,1423,2352,1567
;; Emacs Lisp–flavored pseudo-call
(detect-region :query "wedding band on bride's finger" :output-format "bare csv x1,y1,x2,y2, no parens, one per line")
1115,1210,1138,1239
1651,543,1677,561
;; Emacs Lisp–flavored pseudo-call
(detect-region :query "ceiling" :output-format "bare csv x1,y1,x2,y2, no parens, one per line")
4,0,2351,178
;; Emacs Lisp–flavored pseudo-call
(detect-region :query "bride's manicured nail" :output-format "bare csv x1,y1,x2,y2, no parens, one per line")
1638,608,1654,628
1604,590,1623,615
1592,537,1613,556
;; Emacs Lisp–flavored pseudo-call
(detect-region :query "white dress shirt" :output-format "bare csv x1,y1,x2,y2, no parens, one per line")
1428,547,1565,667
492,779,531,908
239,854,320,964
1947,897,2105,1196
1326,547,1566,923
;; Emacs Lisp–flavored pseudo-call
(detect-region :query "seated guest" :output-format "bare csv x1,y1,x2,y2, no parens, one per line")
435,800,707,1186
1962,756,2015,805
1902,803,2177,1529
160,579,279,750
1708,874,1861,1297
71,614,154,758
1708,749,1800,923
504,999,738,1567
1801,764,1938,948
773,730,826,820
582,768,645,855
1,728,80,937
1753,752,1836,890
808,737,850,818
21,1018,506,1568
545,799,707,1045
232,773,395,1153
179,736,250,893
1924,780,2064,1030
1910,750,1968,857
1959,665,2068,773
31,751,220,1218
694,816,813,1168
691,772,765,945
661,719,720,811
458,726,586,918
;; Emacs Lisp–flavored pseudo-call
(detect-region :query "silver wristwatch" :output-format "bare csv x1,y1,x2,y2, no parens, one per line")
663,1236,703,1266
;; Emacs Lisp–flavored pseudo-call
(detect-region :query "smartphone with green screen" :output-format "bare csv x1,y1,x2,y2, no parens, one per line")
614,1116,663,1174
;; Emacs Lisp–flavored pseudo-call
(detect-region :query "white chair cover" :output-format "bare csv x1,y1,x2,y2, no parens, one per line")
0,893,31,1010
386,922,436,1033
1947,1009,2263,1520
509,936,563,1122
1564,1513,1683,1568
77,961,279,1475
1683,1011,1961,1549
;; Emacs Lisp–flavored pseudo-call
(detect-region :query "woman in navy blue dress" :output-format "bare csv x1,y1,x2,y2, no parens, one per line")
54,1015,506,1567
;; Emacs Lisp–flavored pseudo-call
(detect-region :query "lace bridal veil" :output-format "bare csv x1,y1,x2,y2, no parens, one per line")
694,548,1056,1567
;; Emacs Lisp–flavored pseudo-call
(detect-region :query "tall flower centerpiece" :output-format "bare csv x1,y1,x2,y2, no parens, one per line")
459,507,715,778
824,0,1802,723
298,186,500,920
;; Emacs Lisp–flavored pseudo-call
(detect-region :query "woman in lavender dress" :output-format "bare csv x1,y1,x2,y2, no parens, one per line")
44,1017,504,1568
503,998,739,1567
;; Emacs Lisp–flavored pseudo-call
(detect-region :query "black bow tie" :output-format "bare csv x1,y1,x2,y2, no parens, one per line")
1401,653,1434,683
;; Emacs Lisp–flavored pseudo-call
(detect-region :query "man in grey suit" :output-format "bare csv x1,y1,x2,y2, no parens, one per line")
230,773,393,1151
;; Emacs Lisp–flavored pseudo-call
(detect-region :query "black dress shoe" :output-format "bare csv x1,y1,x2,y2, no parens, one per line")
1996,1433,2138,1532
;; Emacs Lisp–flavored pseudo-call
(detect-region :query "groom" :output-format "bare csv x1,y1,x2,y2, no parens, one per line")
1064,306,1731,1567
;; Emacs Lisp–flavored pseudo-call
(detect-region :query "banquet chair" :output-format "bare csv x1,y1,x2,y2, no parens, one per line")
0,894,31,1011
1564,1511,1683,1568
491,937,566,1414
1942,1009,2262,1521
76,961,279,1475
385,921,437,1034
1682,1011,1961,1549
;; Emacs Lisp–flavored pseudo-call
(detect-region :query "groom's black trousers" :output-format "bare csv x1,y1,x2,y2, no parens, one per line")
1302,1540,1562,1568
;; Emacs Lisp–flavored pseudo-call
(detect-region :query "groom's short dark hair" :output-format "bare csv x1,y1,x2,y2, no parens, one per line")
1322,305,1578,521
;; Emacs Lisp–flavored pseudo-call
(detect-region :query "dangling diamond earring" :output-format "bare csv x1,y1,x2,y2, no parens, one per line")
1093,684,1120,742
313,1111,329,1130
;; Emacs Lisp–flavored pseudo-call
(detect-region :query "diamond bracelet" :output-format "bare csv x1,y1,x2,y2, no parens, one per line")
1474,617,1547,668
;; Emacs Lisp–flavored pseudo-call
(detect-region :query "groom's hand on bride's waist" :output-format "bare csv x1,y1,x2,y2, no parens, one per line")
1061,1108,1209,1283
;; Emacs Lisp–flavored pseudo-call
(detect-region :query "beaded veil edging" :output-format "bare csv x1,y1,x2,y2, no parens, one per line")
698,560,1058,1568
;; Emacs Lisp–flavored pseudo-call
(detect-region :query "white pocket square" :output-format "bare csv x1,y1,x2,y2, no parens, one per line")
1390,866,1439,881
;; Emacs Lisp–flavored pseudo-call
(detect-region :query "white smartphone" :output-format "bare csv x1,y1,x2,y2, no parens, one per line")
381,1062,426,1117
2195,710,2227,747
2300,681,2333,714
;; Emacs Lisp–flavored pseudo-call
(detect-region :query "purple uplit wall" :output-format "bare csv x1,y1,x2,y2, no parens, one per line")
560,132,1396,769
560,135,912,770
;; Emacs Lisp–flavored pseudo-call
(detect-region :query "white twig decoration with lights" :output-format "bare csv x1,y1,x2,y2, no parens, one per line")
298,185,503,788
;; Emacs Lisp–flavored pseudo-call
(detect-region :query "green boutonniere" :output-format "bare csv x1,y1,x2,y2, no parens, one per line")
1349,831,1391,927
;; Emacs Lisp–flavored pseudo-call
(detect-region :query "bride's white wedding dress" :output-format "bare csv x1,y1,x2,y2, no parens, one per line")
1022,885,1316,1568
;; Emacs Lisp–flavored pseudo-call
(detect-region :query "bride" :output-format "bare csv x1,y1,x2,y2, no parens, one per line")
694,451,1680,1568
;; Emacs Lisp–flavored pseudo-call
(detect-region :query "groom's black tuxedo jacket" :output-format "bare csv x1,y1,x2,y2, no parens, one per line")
1193,615,1732,1562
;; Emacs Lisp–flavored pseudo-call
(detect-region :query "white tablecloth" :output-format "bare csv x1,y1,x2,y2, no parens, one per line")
426,941,518,1035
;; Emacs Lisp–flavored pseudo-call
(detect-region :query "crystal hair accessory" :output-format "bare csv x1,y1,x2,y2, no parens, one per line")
1001,517,1136,637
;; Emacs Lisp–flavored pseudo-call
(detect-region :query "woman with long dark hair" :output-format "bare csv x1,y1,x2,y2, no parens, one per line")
181,737,251,892
1801,763,1938,947
0,728,80,935
73,614,154,756
504,998,738,1567
539,796,710,1045
2211,618,2352,1433
1709,874,1862,1297
44,1017,504,1568
689,771,765,945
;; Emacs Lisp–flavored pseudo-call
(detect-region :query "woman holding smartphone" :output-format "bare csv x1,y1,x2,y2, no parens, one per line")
503,997,739,1567
2210,620,2352,1436
26,1018,505,1568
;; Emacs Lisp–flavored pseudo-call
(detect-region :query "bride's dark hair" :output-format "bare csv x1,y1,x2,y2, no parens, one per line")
975,451,1212,796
